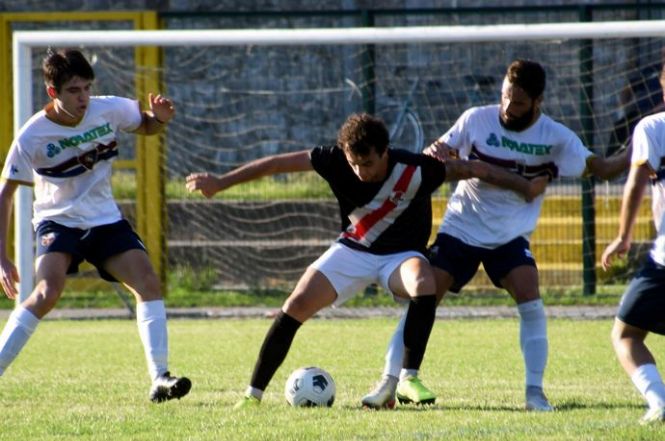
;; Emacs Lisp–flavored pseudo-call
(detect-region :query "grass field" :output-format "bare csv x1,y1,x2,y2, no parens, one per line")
1,317,664,440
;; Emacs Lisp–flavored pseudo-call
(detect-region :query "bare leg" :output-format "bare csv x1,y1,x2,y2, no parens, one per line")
612,319,665,412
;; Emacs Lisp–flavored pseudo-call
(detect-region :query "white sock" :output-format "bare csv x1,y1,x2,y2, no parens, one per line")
383,308,407,379
631,364,665,410
136,300,168,381
517,299,548,389
400,369,418,381
0,306,40,376
245,386,263,400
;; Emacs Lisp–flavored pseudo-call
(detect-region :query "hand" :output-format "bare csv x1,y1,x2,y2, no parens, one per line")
424,141,458,162
186,173,223,198
0,255,19,299
149,93,175,124
525,175,549,202
601,237,630,271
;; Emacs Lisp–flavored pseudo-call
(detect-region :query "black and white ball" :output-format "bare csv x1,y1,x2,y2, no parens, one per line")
284,366,336,407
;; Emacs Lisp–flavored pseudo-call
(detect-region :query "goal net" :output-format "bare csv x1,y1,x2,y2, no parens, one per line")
11,21,665,300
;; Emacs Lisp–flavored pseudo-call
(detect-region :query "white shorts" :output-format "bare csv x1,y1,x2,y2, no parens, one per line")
309,242,426,306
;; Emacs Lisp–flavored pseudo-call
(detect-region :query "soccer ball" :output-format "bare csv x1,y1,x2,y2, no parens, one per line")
284,366,336,407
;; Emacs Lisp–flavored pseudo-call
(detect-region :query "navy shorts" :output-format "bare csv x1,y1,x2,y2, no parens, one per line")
428,233,537,293
35,219,146,282
617,256,665,335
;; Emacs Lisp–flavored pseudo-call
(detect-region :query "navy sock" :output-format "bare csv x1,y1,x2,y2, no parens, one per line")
403,294,437,371
250,311,302,391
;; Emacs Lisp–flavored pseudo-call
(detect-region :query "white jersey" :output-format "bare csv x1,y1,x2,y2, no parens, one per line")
1,96,142,229
631,111,665,265
440,105,593,248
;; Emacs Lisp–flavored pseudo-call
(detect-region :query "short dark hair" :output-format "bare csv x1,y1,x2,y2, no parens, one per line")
337,113,390,156
42,48,95,92
506,59,546,100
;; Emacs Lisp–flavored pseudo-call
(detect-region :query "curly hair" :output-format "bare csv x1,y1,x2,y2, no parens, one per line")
336,113,390,156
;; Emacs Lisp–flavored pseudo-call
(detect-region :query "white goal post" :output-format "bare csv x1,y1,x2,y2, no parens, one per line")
11,20,665,301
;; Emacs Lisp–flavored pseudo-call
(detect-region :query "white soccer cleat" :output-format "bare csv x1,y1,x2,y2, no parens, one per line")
640,406,665,425
361,375,398,409
525,385,554,412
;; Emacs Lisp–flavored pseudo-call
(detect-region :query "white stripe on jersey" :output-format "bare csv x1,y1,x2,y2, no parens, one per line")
342,163,421,248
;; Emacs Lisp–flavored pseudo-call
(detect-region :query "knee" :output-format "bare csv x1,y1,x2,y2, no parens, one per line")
406,271,436,296
611,324,628,349
282,292,321,322
282,295,309,319
27,280,64,317
133,273,162,302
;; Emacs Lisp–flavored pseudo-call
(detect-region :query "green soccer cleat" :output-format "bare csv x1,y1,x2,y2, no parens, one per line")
233,395,261,410
395,376,436,405
640,406,665,425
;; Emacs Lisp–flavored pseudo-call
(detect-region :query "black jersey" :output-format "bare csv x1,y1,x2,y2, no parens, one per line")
310,145,447,255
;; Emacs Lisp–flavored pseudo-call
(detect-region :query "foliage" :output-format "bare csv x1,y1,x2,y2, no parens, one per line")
113,170,452,200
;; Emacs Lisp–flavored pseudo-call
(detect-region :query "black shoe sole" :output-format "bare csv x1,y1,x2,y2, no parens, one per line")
151,377,192,403
396,395,435,405
169,377,192,400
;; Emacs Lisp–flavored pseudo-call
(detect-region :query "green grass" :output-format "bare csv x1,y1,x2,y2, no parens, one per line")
0,318,662,440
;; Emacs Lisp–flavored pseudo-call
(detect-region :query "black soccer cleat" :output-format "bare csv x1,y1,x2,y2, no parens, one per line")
149,371,192,403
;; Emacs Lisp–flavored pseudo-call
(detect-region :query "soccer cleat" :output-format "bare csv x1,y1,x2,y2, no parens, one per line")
525,385,554,411
640,406,665,425
361,375,398,409
149,371,192,403
395,376,436,405
233,395,261,410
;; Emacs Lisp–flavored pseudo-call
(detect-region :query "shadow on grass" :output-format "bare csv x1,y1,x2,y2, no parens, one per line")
553,400,644,411
344,400,645,413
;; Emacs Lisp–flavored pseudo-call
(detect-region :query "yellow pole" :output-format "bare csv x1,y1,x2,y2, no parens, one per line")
134,11,167,293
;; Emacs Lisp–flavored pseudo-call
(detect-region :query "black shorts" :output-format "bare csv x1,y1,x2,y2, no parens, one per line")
428,233,537,293
35,219,146,282
617,256,665,335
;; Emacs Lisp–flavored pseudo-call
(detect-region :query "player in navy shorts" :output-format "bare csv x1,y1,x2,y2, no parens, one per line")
602,64,665,425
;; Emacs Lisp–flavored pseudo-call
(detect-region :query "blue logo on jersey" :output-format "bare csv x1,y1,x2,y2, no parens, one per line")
486,133,500,147
46,143,61,158
10,165,18,175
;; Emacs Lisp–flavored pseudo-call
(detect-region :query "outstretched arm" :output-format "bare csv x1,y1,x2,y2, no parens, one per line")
601,162,651,270
586,146,631,180
425,139,547,201
0,180,19,299
186,150,313,198
443,159,548,202
133,93,175,135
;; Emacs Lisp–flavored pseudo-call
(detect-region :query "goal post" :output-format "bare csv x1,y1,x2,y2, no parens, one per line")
11,20,665,301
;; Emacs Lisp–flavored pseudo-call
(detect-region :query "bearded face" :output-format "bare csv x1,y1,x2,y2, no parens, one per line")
500,102,537,131
499,78,540,132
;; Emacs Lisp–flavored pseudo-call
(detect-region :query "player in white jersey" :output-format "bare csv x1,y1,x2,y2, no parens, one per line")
0,49,190,403
601,66,665,425
186,113,546,409
362,59,630,411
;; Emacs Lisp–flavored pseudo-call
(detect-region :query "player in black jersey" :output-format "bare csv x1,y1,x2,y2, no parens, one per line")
186,113,546,409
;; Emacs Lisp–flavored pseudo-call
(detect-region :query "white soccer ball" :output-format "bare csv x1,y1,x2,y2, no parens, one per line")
284,366,336,407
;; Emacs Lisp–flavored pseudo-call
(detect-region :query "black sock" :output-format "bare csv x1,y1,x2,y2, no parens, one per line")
402,294,437,371
250,311,302,391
